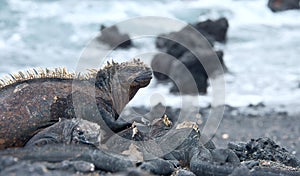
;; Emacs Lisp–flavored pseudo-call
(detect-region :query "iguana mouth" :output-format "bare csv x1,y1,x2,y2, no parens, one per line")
133,70,152,87
128,70,152,101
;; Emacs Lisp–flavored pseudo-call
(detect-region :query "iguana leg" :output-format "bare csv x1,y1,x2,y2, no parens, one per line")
25,119,101,148
51,91,131,135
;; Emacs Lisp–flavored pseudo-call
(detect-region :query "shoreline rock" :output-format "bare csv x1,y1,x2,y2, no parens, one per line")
97,25,132,49
268,0,300,12
152,18,229,94
193,17,229,43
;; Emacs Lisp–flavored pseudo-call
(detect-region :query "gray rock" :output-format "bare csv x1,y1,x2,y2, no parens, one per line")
268,0,300,12
98,25,132,48
169,50,226,94
153,18,229,94
0,144,135,173
139,158,175,175
193,17,229,43
175,169,196,176
151,53,174,81
229,166,250,176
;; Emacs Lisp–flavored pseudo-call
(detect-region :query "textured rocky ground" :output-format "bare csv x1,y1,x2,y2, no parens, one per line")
0,104,299,176
203,105,300,160
122,104,300,160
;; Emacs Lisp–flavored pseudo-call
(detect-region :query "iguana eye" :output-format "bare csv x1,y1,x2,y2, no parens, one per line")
78,131,84,136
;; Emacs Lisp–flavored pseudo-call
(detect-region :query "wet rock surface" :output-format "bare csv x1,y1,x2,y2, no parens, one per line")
155,18,229,51
268,0,300,12
169,50,226,94
152,18,229,94
193,17,229,43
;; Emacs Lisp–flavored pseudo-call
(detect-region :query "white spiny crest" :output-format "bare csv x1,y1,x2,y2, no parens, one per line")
103,58,119,69
86,68,98,73
120,58,146,68
0,67,96,89
0,59,148,89
101,58,148,72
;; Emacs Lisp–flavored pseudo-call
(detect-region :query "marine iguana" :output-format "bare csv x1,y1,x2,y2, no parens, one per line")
0,59,152,149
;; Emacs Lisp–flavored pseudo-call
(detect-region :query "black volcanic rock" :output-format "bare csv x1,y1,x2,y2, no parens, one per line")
152,49,226,94
228,137,300,168
155,25,212,59
268,0,300,12
1,103,300,176
175,169,196,176
155,17,229,53
169,50,226,94
151,53,174,81
193,17,229,43
98,25,132,49
153,18,229,94
139,159,175,175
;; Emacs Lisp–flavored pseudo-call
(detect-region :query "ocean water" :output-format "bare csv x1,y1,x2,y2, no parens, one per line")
0,0,300,111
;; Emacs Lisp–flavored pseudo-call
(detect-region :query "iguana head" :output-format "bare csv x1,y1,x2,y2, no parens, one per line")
95,59,152,114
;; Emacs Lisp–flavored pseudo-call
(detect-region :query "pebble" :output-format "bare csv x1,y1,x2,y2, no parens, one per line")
139,158,175,175
175,169,196,176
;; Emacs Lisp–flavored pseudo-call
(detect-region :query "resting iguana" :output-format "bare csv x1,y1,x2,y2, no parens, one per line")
0,59,152,149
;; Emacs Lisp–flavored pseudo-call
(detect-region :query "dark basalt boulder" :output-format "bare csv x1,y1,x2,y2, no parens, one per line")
155,25,213,59
193,17,229,43
169,50,226,94
98,25,132,49
153,18,229,94
151,53,174,81
190,146,240,176
155,25,213,55
155,17,229,53
268,0,300,12
152,49,225,94
164,128,216,167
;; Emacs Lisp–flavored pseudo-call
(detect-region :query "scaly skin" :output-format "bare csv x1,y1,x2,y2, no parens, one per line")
0,59,152,149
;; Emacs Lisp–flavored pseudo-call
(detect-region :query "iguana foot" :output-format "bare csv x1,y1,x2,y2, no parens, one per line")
25,119,101,148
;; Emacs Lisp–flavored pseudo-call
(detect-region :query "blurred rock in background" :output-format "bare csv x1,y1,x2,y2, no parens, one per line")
152,18,229,94
97,25,132,49
268,0,300,12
